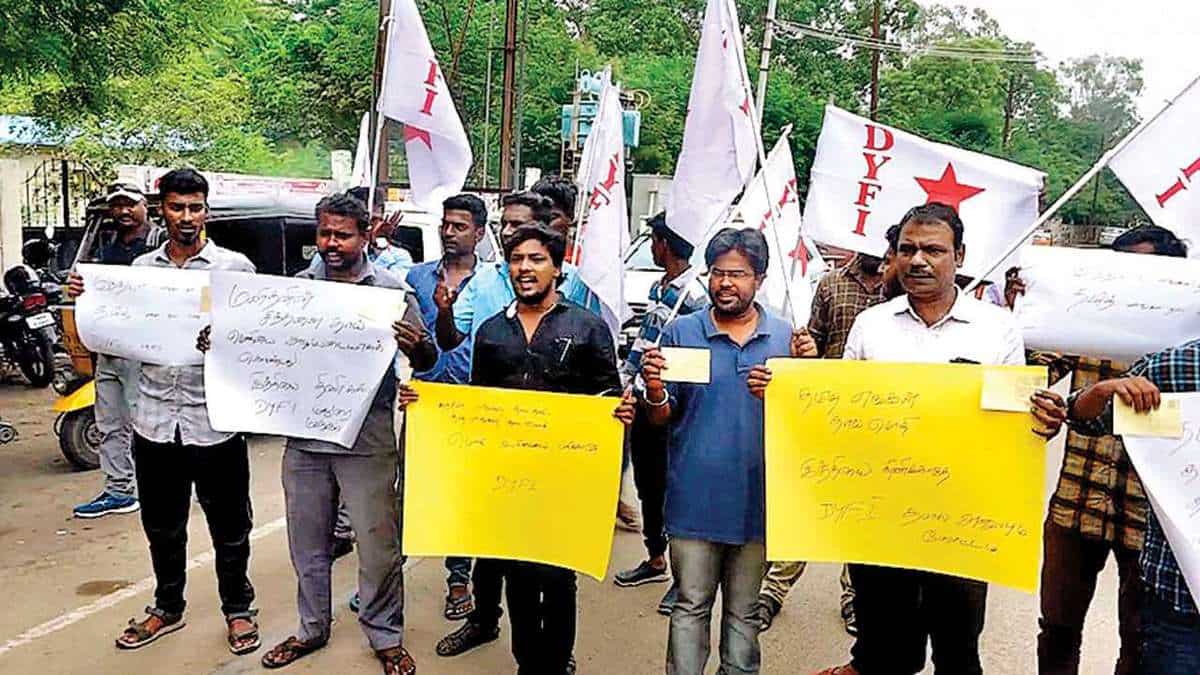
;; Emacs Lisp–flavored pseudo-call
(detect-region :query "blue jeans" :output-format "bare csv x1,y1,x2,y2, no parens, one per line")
1141,592,1200,674
446,557,471,587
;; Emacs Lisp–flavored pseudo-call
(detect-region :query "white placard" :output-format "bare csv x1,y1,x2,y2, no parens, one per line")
205,272,405,447
1124,394,1200,606
1016,246,1200,362
75,263,208,365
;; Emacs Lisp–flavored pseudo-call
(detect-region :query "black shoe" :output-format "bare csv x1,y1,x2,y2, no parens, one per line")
657,584,678,616
332,536,354,560
436,621,500,657
614,559,671,587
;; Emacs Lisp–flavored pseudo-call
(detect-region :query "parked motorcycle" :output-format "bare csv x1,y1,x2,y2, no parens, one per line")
1,265,59,388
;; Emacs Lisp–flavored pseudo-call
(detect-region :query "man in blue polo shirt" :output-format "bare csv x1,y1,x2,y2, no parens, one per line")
405,193,490,621
640,227,811,675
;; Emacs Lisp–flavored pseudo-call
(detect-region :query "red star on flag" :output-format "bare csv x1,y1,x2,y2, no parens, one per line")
788,237,810,276
914,163,985,212
403,125,432,150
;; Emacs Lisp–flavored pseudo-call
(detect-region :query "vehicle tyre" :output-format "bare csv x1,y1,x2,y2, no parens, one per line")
59,409,101,471
17,330,55,388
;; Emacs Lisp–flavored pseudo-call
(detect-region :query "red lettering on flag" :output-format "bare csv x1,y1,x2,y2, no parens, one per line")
403,125,433,150
588,152,622,210
865,125,895,152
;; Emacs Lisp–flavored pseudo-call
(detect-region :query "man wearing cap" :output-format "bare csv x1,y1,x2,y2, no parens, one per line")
72,183,153,519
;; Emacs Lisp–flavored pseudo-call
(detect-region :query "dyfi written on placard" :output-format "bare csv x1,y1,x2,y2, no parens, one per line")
765,359,1047,592
74,264,209,366
204,271,405,447
403,382,624,580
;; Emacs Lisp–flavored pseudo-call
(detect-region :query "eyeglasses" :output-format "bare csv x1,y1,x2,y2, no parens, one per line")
709,268,755,280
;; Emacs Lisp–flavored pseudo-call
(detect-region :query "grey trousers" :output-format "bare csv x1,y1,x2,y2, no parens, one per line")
94,354,138,497
667,537,766,675
282,446,404,650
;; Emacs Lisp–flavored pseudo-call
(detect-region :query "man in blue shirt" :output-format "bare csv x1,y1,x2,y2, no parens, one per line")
640,228,811,675
405,193,490,622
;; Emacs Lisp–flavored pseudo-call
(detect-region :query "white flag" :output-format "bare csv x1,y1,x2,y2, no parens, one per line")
667,0,757,246
731,134,826,325
377,0,472,211
1109,78,1200,254
351,112,371,188
576,69,632,339
803,105,1044,280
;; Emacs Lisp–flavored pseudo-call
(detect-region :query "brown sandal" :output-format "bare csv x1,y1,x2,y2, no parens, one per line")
378,646,417,675
261,636,327,669
226,613,261,655
114,607,185,650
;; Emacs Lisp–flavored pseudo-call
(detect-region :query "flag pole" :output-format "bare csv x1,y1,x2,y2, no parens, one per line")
725,0,798,327
964,73,1200,293
368,11,395,218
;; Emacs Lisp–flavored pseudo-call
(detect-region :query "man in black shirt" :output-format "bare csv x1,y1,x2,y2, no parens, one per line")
400,223,634,674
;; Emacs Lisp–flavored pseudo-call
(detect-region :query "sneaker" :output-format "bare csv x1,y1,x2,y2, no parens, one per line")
614,559,670,587
73,492,139,519
657,584,678,616
332,536,354,560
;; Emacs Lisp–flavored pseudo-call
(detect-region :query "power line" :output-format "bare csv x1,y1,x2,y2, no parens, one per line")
774,20,1039,64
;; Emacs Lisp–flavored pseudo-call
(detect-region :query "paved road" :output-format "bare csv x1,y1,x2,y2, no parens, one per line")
0,384,1122,674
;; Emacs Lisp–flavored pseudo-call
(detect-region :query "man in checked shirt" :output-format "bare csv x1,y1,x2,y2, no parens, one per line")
1069,338,1200,673
69,169,262,655
1007,224,1188,675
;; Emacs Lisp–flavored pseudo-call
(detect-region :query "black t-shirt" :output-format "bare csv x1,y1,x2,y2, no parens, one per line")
471,300,619,396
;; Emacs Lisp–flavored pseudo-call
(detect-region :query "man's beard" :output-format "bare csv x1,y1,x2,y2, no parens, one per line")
516,283,553,307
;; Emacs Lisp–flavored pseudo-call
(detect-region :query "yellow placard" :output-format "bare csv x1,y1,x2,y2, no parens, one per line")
403,382,624,580
765,359,1047,592
660,347,711,384
1115,395,1184,439
981,367,1046,412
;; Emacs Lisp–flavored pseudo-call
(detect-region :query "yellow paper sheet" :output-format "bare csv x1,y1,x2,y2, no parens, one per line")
981,366,1046,412
660,347,711,384
765,359,1047,592
1115,396,1184,439
403,382,624,580
199,286,212,313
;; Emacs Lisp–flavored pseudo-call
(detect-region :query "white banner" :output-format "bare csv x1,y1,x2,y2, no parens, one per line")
667,0,756,246
204,272,405,447
1015,245,1200,362
1109,78,1200,254
1124,394,1200,607
803,105,1044,279
576,68,631,338
732,134,827,325
377,0,472,211
75,264,208,365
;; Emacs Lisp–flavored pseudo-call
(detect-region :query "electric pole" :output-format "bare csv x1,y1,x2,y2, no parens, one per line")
755,0,779,132
499,0,518,190
869,0,881,120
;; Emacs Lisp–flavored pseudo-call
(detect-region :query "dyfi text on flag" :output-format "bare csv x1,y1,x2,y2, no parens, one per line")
1108,76,1200,255
575,68,632,340
667,0,757,247
377,0,472,212
803,105,1044,280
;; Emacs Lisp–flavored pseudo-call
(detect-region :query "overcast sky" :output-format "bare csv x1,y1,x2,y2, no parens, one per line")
915,0,1199,116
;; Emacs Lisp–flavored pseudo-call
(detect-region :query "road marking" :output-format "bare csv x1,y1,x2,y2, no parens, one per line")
0,516,288,657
